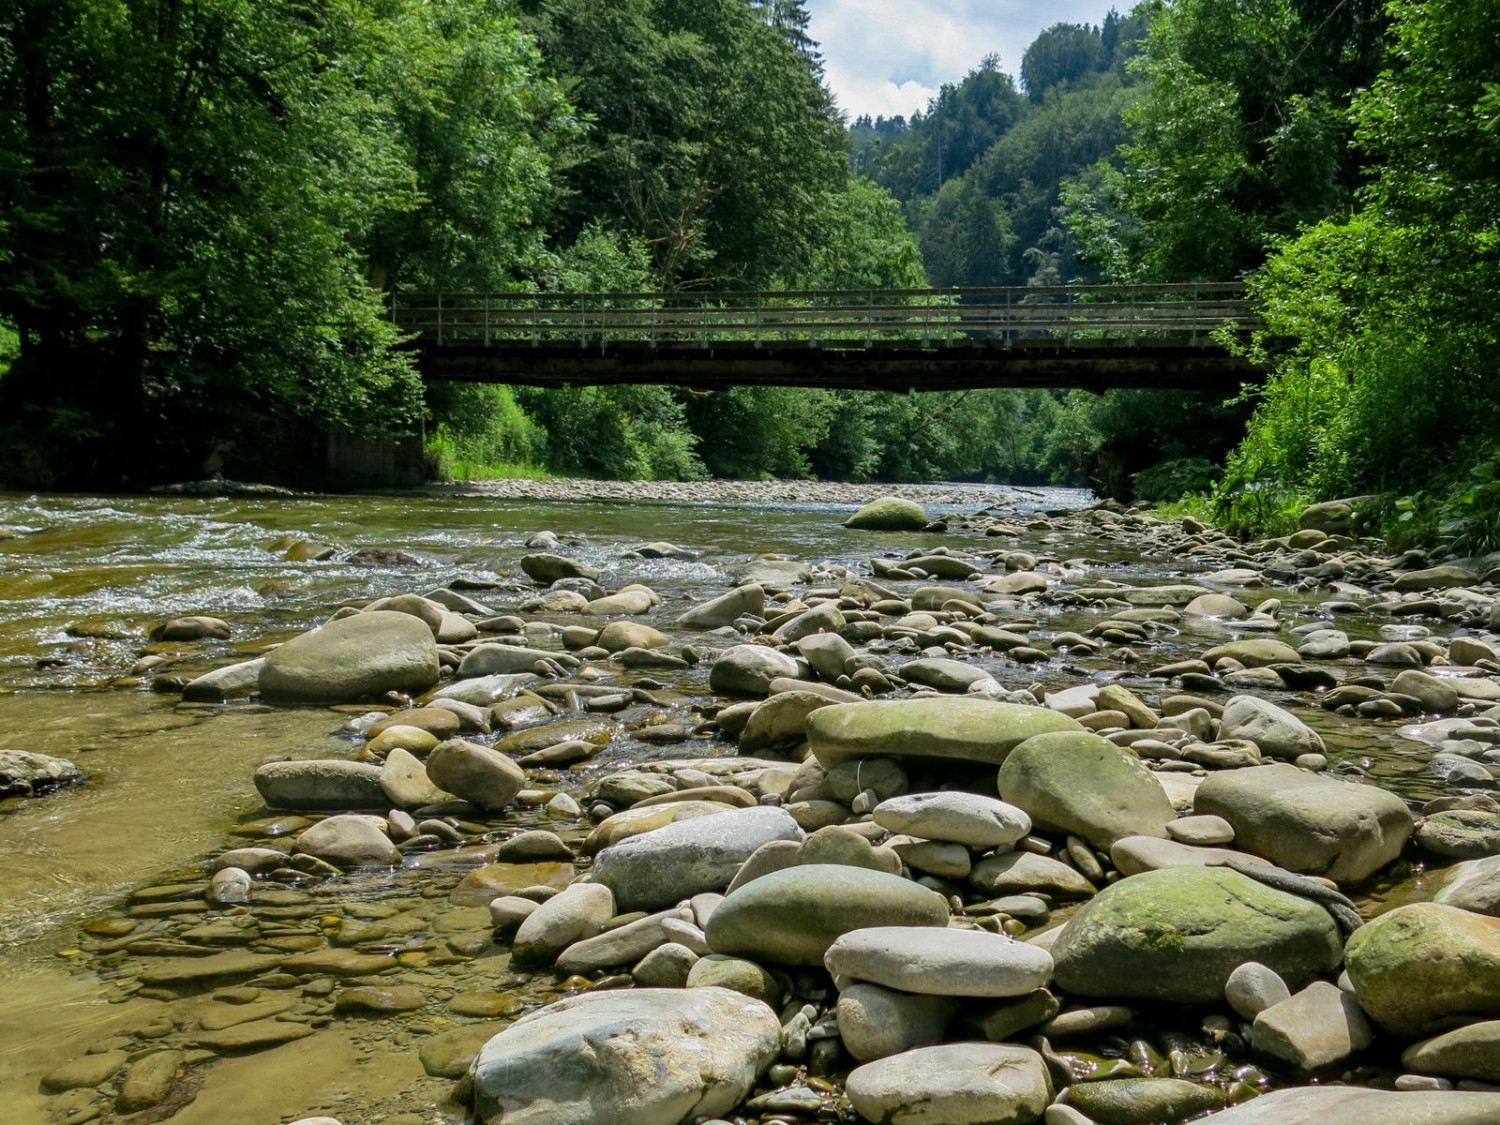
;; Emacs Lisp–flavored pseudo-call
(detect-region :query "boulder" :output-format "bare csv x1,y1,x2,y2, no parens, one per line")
1402,1019,1500,1083
1217,696,1326,759
1343,902,1500,1038
252,759,386,811
181,658,265,703
259,612,440,702
835,983,957,1062
873,792,1031,849
469,988,780,1125
0,748,83,796
808,698,1083,770
1251,981,1374,1075
844,497,928,531
1202,639,1302,669
1299,496,1376,536
1434,853,1500,915
293,815,399,868
1193,764,1412,884
425,739,525,812
590,806,804,913
968,851,1098,899
998,730,1175,850
1051,866,1342,1004
520,553,598,584
678,584,765,630
513,883,615,969
845,1044,1051,1125
706,864,949,966
709,645,808,697
1064,1078,1225,1124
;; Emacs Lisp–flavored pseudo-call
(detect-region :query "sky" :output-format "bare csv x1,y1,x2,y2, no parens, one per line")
804,0,1122,122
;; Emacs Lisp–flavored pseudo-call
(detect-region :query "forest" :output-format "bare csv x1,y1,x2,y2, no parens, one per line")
1,0,1497,546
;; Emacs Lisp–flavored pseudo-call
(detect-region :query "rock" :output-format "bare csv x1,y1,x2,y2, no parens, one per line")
583,801,737,854
709,645,808,697
116,1050,185,1112
420,1023,509,1079
1299,496,1376,535
969,851,1098,899
998,730,1175,850
808,698,1083,770
634,942,699,988
795,633,857,681
259,612,440,702
1225,961,1291,1019
181,658,265,702
1434,853,1500,914
513,883,616,968
379,747,450,809
1393,566,1480,592
1193,764,1413,883
334,985,427,1014
0,748,83,796
1166,814,1235,846
521,553,599,584
1202,639,1302,669
291,816,399,870
740,691,836,754
152,615,231,641
591,806,804,913
469,988,780,1125
252,759,386,811
845,497,928,531
1298,630,1351,660
772,603,846,644
1051,867,1341,1003
458,644,572,677
899,657,996,693
836,983,957,1062
1064,1077,1224,1124
1109,835,1269,877
1252,981,1374,1074
678,584,765,630
825,926,1054,998
555,907,689,976
706,864,949,966
587,586,659,616
40,1051,129,1094
192,1019,316,1052
1343,902,1500,1038
1184,594,1249,619
1418,810,1500,858
1217,696,1326,760
136,951,284,986
873,792,1032,849
425,739,525,812
1402,1019,1500,1083
1182,1086,1500,1124
1391,669,1461,713
594,621,669,652
846,1043,1051,1125
685,954,779,1005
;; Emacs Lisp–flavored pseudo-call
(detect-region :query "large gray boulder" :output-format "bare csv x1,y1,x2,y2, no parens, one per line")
706,864,949,966
259,612,439,702
1193,764,1413,884
807,698,1083,770
845,1043,1051,1125
469,988,780,1125
590,806,804,913
1051,866,1342,1004
998,730,1175,850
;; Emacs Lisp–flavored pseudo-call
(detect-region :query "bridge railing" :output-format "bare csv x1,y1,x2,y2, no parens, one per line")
391,283,1257,349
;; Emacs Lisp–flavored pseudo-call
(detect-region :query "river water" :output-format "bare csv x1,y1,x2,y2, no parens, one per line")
0,486,1440,1124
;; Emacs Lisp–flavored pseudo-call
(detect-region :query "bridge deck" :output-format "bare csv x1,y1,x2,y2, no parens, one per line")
393,283,1262,392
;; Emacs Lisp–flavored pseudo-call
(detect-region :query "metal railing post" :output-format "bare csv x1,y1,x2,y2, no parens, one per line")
436,293,444,346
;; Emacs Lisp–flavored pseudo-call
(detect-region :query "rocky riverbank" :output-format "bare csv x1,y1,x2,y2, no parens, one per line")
21,494,1500,1125
419,475,1038,508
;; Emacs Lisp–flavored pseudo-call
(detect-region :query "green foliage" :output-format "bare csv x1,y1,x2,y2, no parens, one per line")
1131,457,1221,502
918,176,1015,288
1022,24,1106,101
516,384,705,481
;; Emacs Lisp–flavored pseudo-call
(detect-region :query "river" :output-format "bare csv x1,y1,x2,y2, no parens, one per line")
0,485,1449,1124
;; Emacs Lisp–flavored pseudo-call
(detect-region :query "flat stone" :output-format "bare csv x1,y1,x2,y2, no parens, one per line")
1252,981,1374,1074
192,1019,316,1052
969,851,1097,899
450,861,573,906
137,951,284,986
1402,1019,1500,1083
825,926,1053,998
846,1043,1051,1125
259,612,439,702
873,792,1032,849
808,698,1083,770
1181,1086,1500,1124
707,864,949,967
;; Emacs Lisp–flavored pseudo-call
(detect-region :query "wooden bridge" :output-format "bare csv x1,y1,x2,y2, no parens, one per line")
392,283,1263,393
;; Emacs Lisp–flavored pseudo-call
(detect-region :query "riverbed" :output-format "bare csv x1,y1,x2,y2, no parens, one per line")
0,482,1489,1125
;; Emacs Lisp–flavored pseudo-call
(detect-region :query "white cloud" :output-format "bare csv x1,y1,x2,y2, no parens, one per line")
806,0,1122,120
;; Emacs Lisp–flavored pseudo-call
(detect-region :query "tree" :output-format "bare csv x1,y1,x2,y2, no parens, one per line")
1021,23,1106,101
